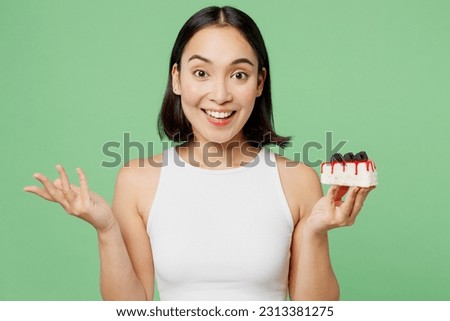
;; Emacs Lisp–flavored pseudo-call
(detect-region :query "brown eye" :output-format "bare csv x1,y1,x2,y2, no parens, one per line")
194,70,208,78
232,72,248,80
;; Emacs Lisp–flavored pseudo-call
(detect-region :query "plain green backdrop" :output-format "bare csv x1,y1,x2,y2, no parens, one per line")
1,0,449,300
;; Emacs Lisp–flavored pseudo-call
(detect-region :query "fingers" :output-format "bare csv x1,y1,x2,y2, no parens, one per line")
314,184,376,231
27,172,70,208
76,167,90,201
56,164,77,201
326,185,339,204
349,186,375,218
326,185,349,206
339,186,375,226
340,186,359,214
24,167,84,212
335,186,349,201
54,178,80,194
23,183,55,202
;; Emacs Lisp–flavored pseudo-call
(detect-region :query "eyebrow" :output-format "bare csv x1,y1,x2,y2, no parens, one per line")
187,54,254,66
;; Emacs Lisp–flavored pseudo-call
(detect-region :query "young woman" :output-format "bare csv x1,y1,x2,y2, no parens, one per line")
24,6,374,301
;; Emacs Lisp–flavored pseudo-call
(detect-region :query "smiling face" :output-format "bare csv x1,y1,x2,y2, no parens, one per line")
172,26,266,145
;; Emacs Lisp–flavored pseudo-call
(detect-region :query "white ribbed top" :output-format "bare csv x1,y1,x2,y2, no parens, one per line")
147,147,293,300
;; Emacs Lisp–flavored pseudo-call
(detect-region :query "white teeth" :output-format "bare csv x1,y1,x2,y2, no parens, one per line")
205,110,233,119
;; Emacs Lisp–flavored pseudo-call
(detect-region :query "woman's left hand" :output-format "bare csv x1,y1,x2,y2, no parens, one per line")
305,185,376,235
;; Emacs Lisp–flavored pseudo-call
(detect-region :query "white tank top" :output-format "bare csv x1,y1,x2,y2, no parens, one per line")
147,147,294,300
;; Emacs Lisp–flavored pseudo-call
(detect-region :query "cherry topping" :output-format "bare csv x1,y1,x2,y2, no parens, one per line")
330,153,344,162
343,152,355,161
355,151,368,161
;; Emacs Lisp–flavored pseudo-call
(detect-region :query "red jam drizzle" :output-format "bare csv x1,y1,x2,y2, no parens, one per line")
320,161,376,175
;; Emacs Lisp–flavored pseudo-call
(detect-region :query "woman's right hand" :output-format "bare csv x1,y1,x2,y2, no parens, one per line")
24,165,115,232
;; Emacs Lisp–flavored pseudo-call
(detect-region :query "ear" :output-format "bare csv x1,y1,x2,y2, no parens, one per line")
256,67,266,97
171,63,181,95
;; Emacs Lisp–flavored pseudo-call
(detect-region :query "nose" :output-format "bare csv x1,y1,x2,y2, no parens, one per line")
209,78,232,104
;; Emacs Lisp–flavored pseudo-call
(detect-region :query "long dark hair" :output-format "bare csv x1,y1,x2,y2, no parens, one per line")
158,6,290,147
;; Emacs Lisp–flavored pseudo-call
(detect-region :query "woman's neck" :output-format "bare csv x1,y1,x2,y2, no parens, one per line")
177,139,261,169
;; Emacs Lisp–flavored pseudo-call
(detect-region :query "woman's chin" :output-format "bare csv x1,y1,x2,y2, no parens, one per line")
203,136,236,145
195,131,243,146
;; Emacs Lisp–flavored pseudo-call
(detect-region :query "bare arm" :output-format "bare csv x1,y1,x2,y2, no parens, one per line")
108,160,157,300
277,158,374,300
291,225,340,300
97,221,148,300
24,163,155,300
279,163,339,300
288,168,339,300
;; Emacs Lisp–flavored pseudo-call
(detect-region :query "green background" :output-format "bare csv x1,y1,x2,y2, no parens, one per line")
1,0,449,300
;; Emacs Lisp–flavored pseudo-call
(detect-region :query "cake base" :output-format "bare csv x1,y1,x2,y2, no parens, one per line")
320,161,378,187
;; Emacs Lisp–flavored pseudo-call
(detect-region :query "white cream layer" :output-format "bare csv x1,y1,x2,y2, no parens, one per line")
320,162,378,187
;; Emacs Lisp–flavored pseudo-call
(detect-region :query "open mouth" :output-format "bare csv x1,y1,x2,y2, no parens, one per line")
201,109,237,126
202,109,236,120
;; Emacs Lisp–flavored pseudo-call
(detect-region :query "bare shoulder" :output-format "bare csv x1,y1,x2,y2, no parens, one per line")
275,154,323,222
117,153,163,183
111,155,162,300
114,153,164,222
275,154,321,190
